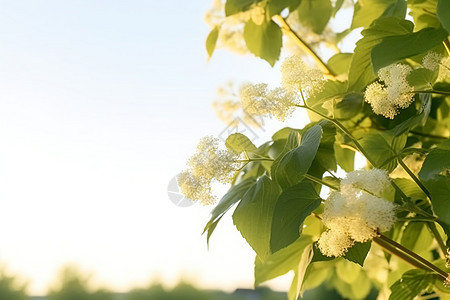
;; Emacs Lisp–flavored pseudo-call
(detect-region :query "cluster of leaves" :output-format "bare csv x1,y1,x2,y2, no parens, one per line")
202,0,450,299
0,268,27,300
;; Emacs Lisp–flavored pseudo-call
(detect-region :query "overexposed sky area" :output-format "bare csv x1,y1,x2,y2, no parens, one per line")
0,0,297,295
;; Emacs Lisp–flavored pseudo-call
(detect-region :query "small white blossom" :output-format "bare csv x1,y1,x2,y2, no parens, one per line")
341,168,391,197
177,171,216,205
212,82,264,128
379,63,414,108
179,136,242,205
240,83,299,121
188,136,241,184
281,55,325,95
360,193,397,232
421,52,450,81
445,274,450,287
364,63,415,119
422,52,443,71
364,82,398,119
318,169,397,257
318,229,354,257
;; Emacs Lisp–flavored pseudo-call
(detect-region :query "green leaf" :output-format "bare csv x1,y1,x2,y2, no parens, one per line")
270,181,321,253
300,261,332,293
390,113,423,136
225,0,261,16
273,125,322,189
371,28,448,72
327,53,353,77
288,270,301,300
407,68,437,91
437,0,450,33
336,260,362,284
348,17,413,92
255,235,312,285
334,144,355,172
296,0,333,34
332,0,345,17
352,0,406,29
315,121,337,172
272,127,301,142
267,0,301,16
343,241,371,266
423,178,450,225
243,19,282,66
307,80,347,110
233,176,281,260
393,178,427,201
310,243,334,263
389,269,435,300
419,139,450,181
359,132,402,172
270,130,301,180
203,178,257,244
389,94,431,136
400,222,433,253
407,0,440,31
206,26,220,59
204,216,223,246
334,93,364,120
225,133,258,154
331,267,372,299
419,139,450,225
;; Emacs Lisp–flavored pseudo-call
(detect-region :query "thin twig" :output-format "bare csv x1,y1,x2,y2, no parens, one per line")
304,174,339,190
376,234,448,279
272,15,336,79
410,131,449,140
397,157,431,199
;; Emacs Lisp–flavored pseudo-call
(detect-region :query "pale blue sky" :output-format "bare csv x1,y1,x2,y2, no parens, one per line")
0,0,290,295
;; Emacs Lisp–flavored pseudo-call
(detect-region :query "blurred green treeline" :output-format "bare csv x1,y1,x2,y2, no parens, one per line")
0,265,352,300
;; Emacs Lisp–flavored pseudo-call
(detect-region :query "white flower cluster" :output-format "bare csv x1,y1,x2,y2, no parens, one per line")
281,55,325,95
217,56,325,123
364,63,415,119
340,168,392,197
212,82,264,128
318,169,397,257
422,52,450,82
239,82,299,121
178,136,242,205
422,52,443,71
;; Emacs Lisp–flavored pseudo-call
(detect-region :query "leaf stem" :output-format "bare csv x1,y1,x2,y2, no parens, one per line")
427,222,447,258
397,217,436,222
326,171,339,180
373,236,435,272
401,147,429,156
272,15,336,79
415,90,450,96
237,158,274,162
420,293,440,300
410,131,449,140
375,234,448,280
444,39,450,56
397,157,431,199
304,174,339,190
